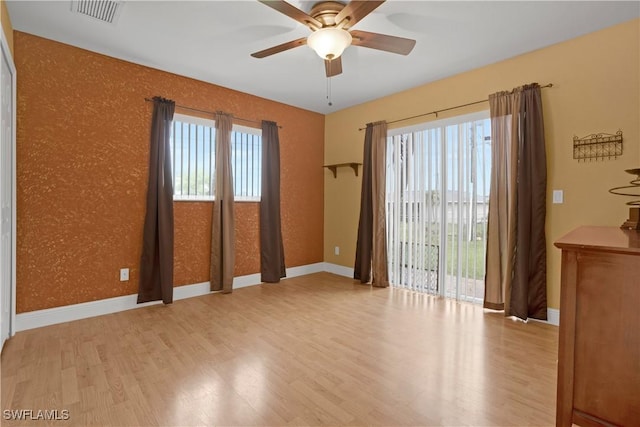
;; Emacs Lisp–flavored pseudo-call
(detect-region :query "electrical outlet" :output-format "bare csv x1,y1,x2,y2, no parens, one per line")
553,190,564,204
120,268,129,281
334,246,340,255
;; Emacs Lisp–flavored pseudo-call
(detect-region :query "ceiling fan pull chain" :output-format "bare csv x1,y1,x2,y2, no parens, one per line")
326,74,333,107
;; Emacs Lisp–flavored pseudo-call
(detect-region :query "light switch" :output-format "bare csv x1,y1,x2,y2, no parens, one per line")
553,190,564,204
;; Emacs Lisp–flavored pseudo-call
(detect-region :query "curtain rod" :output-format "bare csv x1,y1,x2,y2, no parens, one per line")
144,98,282,128
358,83,553,131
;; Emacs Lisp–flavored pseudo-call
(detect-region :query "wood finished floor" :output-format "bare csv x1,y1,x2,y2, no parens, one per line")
1,273,559,426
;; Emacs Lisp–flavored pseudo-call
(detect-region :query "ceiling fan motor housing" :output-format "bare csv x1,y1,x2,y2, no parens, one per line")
251,0,416,78
309,1,346,27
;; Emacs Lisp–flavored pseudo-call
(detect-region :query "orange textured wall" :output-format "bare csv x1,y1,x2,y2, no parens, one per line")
15,31,324,313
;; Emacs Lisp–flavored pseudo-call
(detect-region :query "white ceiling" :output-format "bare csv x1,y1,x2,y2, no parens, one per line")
6,0,640,114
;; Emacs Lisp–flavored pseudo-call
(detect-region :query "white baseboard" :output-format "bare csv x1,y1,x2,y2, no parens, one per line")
322,262,354,278
15,281,211,332
15,262,559,331
528,308,559,326
15,262,329,332
286,262,326,278
232,273,261,289
175,281,211,299
546,308,560,326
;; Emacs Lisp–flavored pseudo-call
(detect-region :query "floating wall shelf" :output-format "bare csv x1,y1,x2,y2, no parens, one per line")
324,162,362,178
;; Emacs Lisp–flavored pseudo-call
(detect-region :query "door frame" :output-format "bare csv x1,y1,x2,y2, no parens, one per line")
0,22,17,346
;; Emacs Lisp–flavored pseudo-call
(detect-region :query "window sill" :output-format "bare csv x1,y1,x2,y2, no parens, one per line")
173,198,260,203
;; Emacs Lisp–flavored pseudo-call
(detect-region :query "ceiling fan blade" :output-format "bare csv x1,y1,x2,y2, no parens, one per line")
251,37,307,58
325,57,343,77
335,1,385,29
258,0,322,30
350,30,416,55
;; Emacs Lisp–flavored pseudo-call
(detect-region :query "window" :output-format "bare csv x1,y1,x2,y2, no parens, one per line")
231,125,262,201
386,111,491,303
171,114,215,201
170,114,262,201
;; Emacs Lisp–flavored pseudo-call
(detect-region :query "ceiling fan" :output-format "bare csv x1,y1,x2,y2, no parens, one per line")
251,0,417,77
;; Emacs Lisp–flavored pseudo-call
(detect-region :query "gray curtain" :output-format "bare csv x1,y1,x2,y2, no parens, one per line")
485,83,547,321
354,121,389,287
260,120,286,283
138,97,175,304
210,112,235,293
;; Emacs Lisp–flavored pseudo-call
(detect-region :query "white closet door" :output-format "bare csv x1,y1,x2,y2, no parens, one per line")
0,28,16,349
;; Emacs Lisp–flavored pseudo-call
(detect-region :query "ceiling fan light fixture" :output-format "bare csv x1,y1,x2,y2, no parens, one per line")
307,27,352,60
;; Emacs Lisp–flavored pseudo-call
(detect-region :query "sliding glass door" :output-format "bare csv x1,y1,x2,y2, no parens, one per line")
386,112,491,303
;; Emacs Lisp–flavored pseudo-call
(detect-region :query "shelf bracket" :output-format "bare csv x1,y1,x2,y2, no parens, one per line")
324,162,362,178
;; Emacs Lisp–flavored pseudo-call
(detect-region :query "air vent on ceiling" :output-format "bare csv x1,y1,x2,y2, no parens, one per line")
70,0,124,25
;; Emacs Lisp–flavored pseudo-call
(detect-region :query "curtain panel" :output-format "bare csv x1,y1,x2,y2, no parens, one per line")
354,125,373,283
484,83,547,321
210,112,235,293
484,91,519,313
260,120,286,283
354,121,389,287
512,85,547,320
138,97,175,304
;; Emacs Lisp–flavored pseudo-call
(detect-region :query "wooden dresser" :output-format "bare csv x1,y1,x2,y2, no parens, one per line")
554,226,640,426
